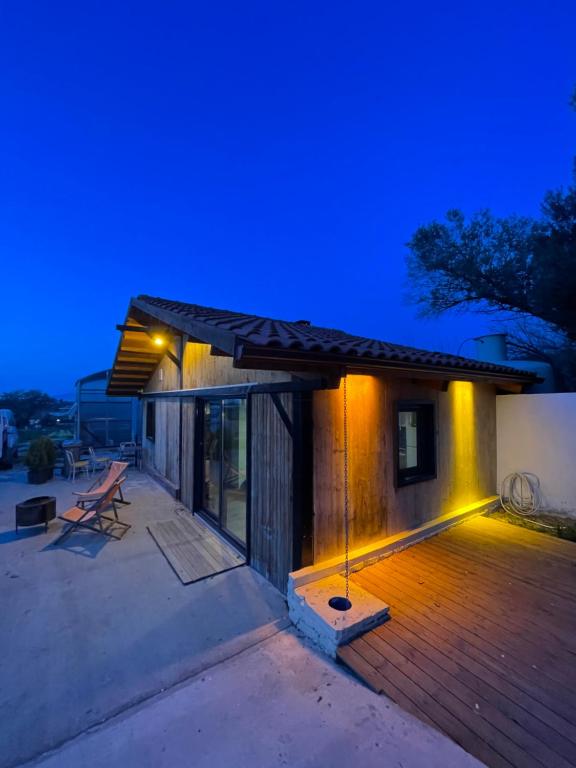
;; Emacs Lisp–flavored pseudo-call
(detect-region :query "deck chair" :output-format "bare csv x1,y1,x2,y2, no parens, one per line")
53,479,131,545
73,460,130,508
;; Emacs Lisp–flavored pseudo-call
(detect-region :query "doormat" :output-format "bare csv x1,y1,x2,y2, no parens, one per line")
148,515,245,584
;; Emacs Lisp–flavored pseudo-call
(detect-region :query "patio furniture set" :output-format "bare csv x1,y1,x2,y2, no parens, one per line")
15,461,132,543
64,441,141,481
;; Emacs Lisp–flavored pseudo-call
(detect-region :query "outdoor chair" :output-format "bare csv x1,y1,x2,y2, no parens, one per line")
65,450,91,482
73,460,130,507
119,441,137,466
53,479,131,545
88,447,112,473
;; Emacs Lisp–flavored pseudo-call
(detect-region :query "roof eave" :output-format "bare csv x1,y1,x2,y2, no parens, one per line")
233,345,537,385
130,296,237,355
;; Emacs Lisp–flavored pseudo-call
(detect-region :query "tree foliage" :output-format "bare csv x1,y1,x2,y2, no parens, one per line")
406,90,576,390
0,390,61,428
406,188,576,341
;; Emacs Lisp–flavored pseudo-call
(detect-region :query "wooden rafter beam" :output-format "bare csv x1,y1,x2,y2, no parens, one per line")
117,355,160,363
120,345,160,353
116,323,181,337
109,377,148,383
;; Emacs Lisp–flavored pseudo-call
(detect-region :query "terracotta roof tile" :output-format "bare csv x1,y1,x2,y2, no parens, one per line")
137,295,536,381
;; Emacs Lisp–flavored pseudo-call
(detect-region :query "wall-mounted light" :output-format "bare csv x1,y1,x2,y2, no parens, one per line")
152,334,166,347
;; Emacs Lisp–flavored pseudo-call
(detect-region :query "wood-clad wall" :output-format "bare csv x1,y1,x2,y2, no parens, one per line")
313,375,388,562
312,375,497,563
142,340,292,497
180,400,195,510
142,341,297,593
250,393,294,592
182,343,290,389
142,345,181,492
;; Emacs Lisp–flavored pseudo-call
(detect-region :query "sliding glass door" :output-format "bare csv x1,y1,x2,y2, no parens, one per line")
199,398,247,549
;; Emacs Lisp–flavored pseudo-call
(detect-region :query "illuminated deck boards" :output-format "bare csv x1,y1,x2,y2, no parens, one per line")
338,516,576,768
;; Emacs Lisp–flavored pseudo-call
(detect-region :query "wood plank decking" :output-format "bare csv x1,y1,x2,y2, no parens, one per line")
338,516,576,768
148,513,245,584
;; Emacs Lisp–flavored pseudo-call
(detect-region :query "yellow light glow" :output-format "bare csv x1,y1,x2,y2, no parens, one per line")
314,374,386,561
152,335,166,347
447,380,478,512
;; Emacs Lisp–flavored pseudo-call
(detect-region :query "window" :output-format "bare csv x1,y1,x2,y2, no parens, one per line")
145,401,156,441
397,402,435,486
196,397,247,549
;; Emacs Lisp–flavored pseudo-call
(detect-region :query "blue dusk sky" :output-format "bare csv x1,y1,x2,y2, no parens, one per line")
1,1,575,395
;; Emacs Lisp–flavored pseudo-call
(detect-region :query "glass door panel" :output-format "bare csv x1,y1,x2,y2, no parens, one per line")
221,398,247,546
202,400,222,520
198,397,247,550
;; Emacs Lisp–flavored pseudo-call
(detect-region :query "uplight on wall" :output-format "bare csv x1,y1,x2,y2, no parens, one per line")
152,335,166,347
449,380,477,510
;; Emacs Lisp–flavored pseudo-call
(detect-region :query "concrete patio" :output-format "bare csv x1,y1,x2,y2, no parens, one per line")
0,468,481,768
0,469,286,768
24,629,482,768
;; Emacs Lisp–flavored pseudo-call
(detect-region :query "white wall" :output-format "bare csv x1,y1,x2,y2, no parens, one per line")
497,393,576,516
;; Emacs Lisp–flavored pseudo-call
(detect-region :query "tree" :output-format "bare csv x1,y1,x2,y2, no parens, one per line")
406,194,576,341
0,390,61,428
406,92,576,383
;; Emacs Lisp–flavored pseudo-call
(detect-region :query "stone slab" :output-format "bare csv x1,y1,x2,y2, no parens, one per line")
288,574,389,656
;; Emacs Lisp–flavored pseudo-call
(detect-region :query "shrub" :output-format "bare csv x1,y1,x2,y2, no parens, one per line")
25,436,56,469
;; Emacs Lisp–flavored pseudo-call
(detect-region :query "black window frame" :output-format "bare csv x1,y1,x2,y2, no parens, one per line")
145,400,156,442
396,400,436,487
193,395,249,555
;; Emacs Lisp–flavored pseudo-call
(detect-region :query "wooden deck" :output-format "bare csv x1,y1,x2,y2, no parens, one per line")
148,513,245,584
338,516,576,768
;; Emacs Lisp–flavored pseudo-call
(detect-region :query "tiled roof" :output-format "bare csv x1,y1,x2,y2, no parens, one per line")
135,295,535,381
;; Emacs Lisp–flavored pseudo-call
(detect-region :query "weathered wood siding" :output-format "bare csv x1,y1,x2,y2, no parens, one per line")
142,341,292,497
179,400,195,510
182,343,290,389
142,345,181,492
313,375,387,563
313,375,497,563
142,341,297,592
250,393,294,592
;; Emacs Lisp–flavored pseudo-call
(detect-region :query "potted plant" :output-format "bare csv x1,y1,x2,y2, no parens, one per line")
25,437,56,484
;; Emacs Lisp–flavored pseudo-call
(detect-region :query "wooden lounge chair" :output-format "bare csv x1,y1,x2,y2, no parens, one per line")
53,480,131,545
73,460,130,507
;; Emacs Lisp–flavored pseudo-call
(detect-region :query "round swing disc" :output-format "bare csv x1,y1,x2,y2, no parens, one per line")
328,596,352,611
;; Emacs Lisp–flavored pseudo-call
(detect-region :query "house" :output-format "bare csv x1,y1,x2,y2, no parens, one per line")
107,295,536,593
76,369,140,447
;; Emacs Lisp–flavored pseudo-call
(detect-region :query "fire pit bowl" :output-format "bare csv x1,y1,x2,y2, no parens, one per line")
15,496,56,533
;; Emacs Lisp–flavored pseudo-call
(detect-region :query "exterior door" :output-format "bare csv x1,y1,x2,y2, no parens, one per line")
198,397,247,549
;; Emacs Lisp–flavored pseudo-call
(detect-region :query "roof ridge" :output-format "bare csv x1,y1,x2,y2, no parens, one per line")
135,295,536,380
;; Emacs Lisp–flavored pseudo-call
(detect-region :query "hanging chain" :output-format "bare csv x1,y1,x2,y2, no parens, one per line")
343,375,350,601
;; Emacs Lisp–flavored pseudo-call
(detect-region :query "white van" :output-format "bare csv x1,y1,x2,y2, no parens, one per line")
0,409,19,468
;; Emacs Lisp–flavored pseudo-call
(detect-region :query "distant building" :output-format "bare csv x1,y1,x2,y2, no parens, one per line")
76,370,140,447
473,334,556,393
